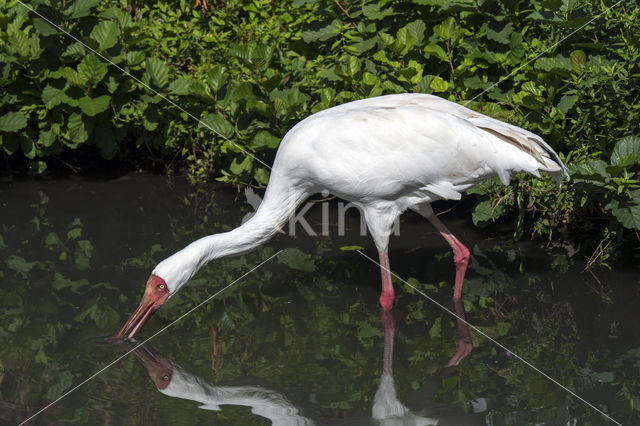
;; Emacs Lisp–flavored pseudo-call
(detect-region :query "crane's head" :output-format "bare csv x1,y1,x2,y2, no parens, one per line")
133,345,173,390
114,274,170,340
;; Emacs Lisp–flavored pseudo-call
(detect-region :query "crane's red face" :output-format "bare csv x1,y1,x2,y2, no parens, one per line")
114,275,169,340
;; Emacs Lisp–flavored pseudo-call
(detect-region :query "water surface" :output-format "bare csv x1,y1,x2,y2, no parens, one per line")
1,175,638,425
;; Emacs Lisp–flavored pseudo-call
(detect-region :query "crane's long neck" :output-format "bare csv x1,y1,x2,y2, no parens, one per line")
153,179,310,292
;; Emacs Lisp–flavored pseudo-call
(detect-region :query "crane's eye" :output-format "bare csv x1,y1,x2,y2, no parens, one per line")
162,375,169,381
158,284,165,289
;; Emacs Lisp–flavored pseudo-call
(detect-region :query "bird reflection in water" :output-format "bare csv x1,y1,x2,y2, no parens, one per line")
130,298,478,425
132,345,314,426
372,307,483,426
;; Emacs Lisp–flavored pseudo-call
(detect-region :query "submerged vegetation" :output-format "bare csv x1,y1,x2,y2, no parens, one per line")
1,0,639,258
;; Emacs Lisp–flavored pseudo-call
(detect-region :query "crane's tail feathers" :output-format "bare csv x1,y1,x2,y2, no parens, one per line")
475,124,568,189
537,149,567,188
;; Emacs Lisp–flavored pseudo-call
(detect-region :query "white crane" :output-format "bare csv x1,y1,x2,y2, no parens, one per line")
115,93,567,361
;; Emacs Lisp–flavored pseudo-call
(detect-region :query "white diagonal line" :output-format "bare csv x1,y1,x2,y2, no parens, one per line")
17,250,282,426
16,0,278,176
356,250,622,426
464,0,624,105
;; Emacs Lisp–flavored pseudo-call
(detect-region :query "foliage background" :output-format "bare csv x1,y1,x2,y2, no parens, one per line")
1,0,639,260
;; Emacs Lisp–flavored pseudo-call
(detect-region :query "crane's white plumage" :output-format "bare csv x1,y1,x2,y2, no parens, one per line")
120,93,567,351
153,93,566,295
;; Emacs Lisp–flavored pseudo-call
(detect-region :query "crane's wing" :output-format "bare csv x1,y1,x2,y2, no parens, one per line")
310,93,568,186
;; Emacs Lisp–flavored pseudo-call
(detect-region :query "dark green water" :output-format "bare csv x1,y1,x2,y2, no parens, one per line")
1,175,638,425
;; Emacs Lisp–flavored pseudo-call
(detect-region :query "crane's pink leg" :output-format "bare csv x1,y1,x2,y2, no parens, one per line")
379,251,394,311
445,298,473,367
426,214,473,365
426,215,470,301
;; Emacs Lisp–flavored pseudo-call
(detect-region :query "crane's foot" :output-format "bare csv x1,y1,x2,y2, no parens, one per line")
379,290,395,311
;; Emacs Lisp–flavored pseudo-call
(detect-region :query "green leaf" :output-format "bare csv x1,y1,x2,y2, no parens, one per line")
33,17,59,36
430,76,449,92
343,56,361,77
278,248,316,272
339,245,365,251
404,20,426,46
590,371,615,383
434,17,456,41
39,128,56,148
99,7,133,28
62,42,86,59
361,72,378,87
605,200,640,229
485,22,513,44
569,50,586,72
5,255,36,275
535,56,572,73
29,33,42,59
67,113,91,143
425,44,447,61
45,372,73,400
509,33,525,61
206,66,227,92
302,20,340,42
251,131,280,149
52,274,91,292
21,137,35,159
1,134,20,154
351,37,378,55
126,51,145,66
381,80,404,93
42,85,67,109
229,157,252,175
464,75,488,90
52,67,85,87
570,160,610,181
78,95,111,117
145,57,169,88
472,200,494,226
397,60,423,84
611,136,640,165
65,0,101,19
0,112,27,132
362,3,394,20
429,317,442,338
90,20,120,50
77,54,108,86
142,104,159,131
168,79,193,95
251,44,274,69
521,81,543,96
75,240,93,270
557,94,577,114
254,167,270,185
230,45,252,64
199,113,234,138
10,30,30,57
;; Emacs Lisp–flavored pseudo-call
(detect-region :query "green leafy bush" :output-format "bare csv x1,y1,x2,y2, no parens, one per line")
571,136,640,230
1,0,639,260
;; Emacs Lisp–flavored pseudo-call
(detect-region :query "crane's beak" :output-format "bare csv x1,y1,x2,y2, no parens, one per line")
113,276,169,340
